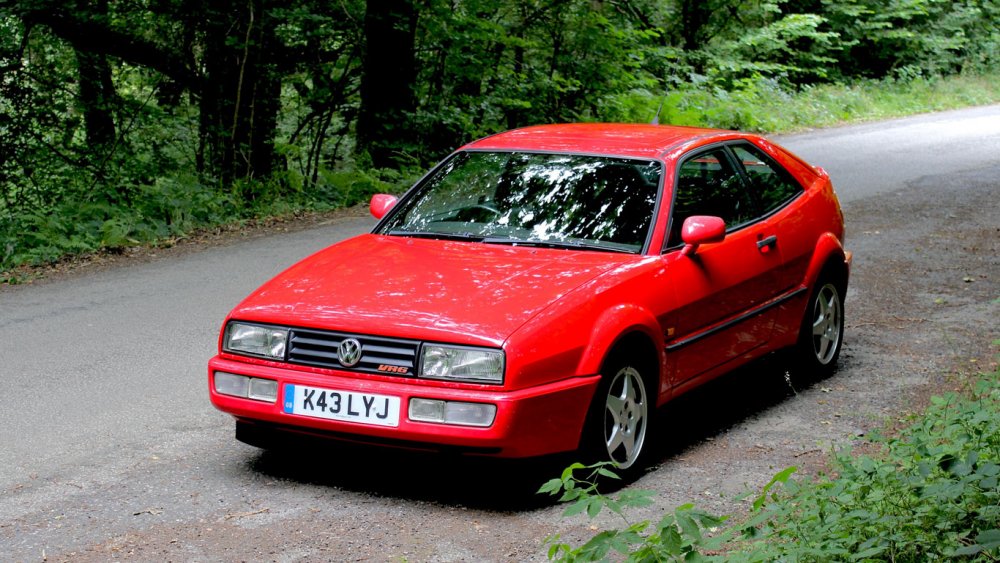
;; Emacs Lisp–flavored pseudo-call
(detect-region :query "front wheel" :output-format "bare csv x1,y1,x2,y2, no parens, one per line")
584,360,653,472
795,278,845,377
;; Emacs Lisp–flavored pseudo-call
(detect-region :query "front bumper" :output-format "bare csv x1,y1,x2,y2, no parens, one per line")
208,356,600,458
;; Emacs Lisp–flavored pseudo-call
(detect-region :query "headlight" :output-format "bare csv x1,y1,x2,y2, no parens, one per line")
224,322,288,360
420,344,504,384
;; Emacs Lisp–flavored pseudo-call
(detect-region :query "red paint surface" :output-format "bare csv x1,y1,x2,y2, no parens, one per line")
209,124,848,458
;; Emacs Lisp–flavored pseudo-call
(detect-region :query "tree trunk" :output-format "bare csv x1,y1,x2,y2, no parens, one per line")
356,0,419,169
679,0,713,52
73,47,116,150
198,0,281,188
69,0,116,150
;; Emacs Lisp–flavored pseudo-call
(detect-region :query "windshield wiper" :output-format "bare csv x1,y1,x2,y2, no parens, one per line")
386,230,484,242
481,236,633,254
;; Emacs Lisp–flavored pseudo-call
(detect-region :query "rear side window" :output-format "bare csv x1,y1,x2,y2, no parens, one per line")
668,147,756,247
731,144,803,215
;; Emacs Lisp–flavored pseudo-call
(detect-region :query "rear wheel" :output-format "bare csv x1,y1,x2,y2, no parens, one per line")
583,356,653,472
795,277,845,376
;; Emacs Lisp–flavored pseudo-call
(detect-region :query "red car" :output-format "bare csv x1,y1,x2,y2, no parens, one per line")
209,123,850,471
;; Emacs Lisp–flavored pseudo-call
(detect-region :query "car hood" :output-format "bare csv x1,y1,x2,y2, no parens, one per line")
229,234,634,346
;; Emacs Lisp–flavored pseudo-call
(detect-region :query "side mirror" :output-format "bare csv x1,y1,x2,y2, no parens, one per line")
369,194,398,220
680,215,726,257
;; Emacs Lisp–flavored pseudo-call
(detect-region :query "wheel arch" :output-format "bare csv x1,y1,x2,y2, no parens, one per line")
578,305,665,400
803,232,851,293
576,313,663,471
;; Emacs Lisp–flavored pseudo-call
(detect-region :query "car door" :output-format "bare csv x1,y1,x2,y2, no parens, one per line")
660,145,785,383
729,142,808,295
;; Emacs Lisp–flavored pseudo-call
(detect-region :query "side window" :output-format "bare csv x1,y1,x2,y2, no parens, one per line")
668,148,756,247
731,144,803,215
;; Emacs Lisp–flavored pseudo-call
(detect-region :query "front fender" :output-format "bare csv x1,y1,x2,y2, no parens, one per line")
577,304,665,384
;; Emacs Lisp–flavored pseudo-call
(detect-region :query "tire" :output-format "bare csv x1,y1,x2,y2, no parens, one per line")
582,355,654,473
795,276,845,377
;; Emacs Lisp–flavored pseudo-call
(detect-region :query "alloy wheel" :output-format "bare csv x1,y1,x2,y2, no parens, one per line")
603,366,648,469
811,283,843,365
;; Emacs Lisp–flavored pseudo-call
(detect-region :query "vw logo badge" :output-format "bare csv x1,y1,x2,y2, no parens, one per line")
338,338,363,367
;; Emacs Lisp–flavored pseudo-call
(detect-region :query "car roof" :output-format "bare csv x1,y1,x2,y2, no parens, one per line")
461,123,741,159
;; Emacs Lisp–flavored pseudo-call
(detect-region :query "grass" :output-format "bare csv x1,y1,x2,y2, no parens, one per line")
759,73,1000,132
606,71,1000,133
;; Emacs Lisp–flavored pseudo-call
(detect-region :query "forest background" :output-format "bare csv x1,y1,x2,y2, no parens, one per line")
1,0,997,275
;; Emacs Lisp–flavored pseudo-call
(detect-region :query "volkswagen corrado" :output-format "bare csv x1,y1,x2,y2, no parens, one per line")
208,123,851,471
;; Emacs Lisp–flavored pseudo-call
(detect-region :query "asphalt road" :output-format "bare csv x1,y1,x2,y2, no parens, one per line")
1,104,998,560
777,105,1000,201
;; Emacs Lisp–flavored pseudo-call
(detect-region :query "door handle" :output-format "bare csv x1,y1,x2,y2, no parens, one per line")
756,235,778,253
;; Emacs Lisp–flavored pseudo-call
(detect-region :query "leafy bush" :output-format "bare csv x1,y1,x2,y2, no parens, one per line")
734,373,1000,561
603,72,1000,134
539,462,729,561
0,163,403,277
543,364,1000,561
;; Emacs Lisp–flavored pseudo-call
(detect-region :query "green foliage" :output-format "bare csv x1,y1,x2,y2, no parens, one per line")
0,178,228,267
411,1,659,158
0,166,394,273
733,371,1000,561
541,365,1000,562
539,462,729,562
603,72,1000,133
2,0,999,275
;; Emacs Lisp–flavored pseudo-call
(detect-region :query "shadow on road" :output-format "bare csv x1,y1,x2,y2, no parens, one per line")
243,352,836,511
245,435,571,510
647,353,836,462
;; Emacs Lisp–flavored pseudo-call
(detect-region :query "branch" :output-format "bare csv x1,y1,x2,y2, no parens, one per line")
4,3,202,93
0,20,32,74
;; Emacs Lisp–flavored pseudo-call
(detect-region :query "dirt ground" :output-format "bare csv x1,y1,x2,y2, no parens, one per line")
10,163,999,562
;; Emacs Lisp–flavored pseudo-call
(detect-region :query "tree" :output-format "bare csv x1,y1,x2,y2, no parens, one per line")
356,0,420,169
67,0,117,151
197,0,282,188
73,47,116,149
2,0,284,187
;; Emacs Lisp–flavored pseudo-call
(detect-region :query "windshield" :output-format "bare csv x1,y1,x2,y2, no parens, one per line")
379,151,662,253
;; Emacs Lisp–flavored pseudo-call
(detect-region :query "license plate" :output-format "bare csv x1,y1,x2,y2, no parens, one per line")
283,384,401,427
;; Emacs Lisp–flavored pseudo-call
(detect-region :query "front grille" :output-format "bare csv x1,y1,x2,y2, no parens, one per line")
287,328,419,376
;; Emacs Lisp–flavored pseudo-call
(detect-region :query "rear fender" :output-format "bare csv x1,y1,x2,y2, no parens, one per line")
803,232,851,290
